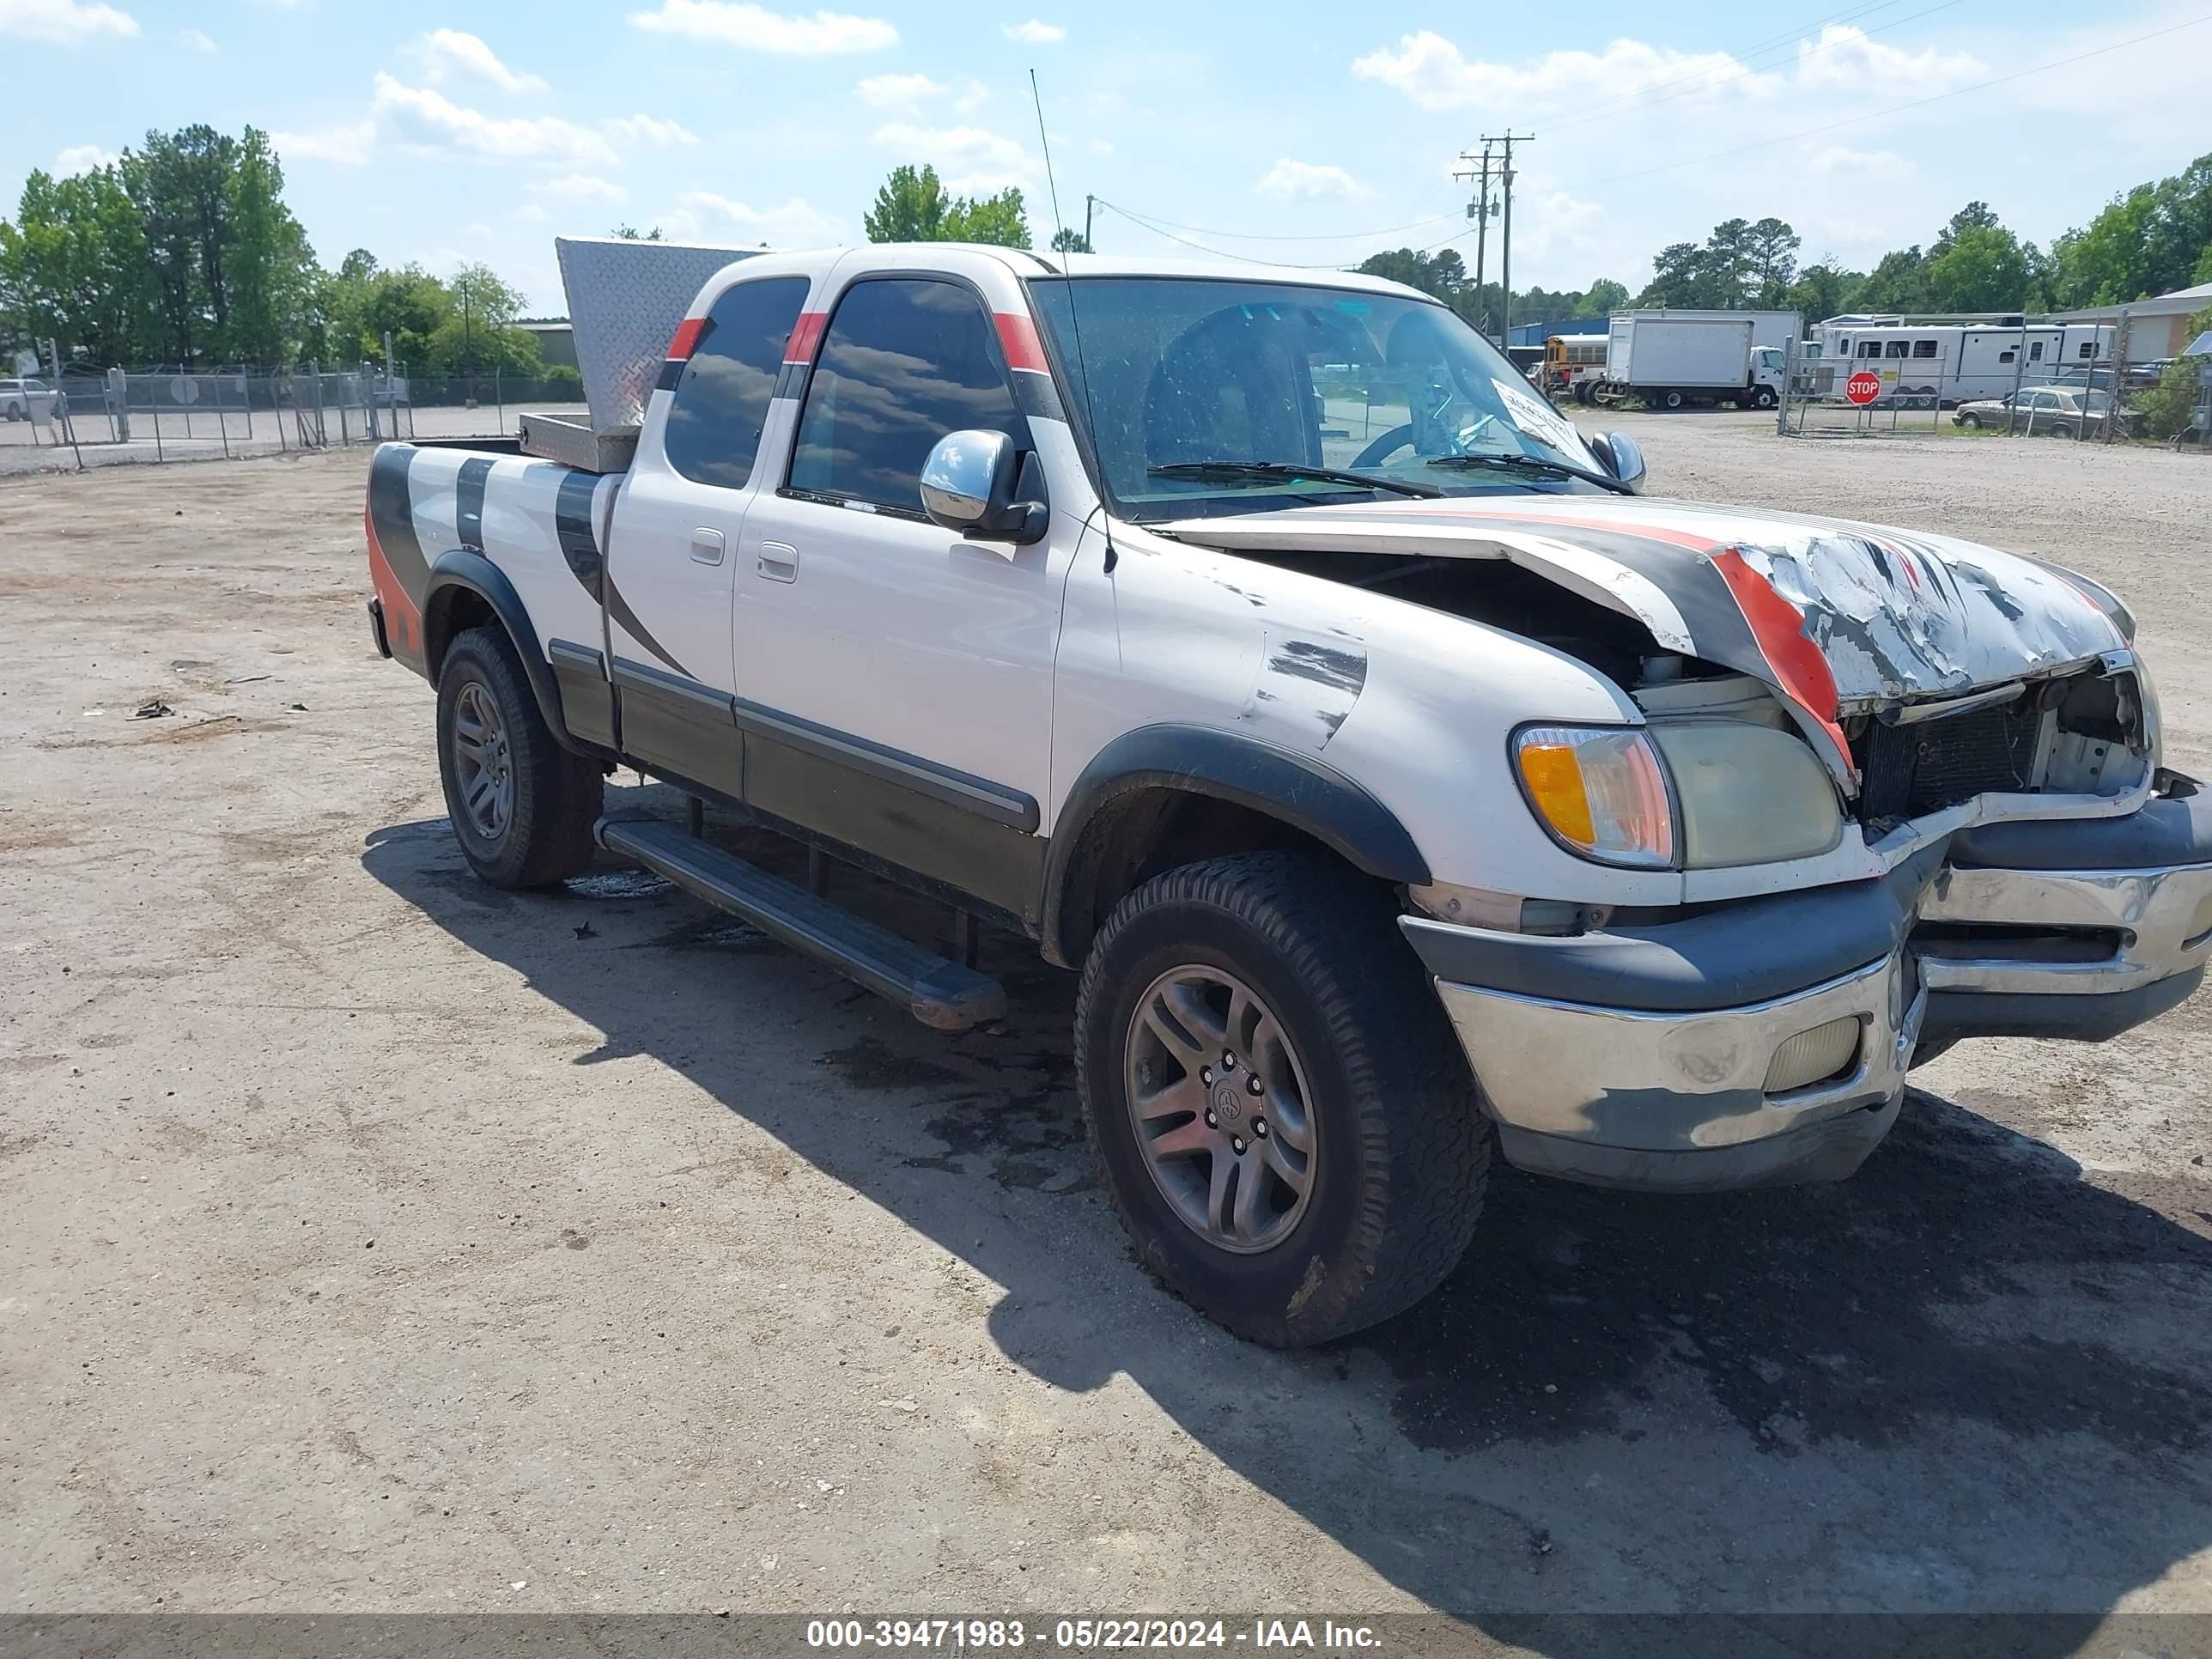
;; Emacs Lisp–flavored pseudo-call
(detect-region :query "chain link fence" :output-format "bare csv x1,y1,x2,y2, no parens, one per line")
0,362,587,473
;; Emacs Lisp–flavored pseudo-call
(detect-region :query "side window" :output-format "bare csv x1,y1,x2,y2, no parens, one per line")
2078,341,2096,360
664,276,811,490
1885,339,1911,359
788,278,1023,512
1859,341,1882,359
1999,349,2017,364
2029,341,2045,361
1912,338,1938,358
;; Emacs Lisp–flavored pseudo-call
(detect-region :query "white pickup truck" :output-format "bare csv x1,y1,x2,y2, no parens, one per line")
364,242,2211,1346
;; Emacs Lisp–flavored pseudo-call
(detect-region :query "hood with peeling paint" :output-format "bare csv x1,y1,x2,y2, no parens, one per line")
1164,495,2131,779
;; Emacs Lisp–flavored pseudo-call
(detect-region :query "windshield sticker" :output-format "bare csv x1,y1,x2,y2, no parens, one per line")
1490,377,1581,456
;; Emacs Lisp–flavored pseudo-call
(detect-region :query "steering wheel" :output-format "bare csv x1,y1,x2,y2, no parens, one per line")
1351,424,1413,467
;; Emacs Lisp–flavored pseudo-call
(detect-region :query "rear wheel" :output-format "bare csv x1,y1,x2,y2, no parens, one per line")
1662,390,1686,410
1074,852,1490,1346
2047,422,2075,440
436,625,601,889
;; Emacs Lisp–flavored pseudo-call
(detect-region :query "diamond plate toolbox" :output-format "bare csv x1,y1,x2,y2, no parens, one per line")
556,236,759,437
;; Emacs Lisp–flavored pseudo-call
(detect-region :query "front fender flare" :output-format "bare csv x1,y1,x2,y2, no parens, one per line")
1040,723,1431,966
423,550,592,757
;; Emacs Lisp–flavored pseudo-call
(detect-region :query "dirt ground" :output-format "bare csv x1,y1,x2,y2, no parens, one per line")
3,417,2211,1648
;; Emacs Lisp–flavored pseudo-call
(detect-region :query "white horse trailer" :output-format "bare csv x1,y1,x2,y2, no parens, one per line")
1805,320,2117,408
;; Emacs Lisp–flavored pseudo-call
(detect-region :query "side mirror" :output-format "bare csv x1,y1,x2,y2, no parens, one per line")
919,429,1048,544
1587,429,1648,493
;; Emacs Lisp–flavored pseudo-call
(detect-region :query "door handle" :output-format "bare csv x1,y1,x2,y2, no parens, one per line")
757,540,799,583
690,527,726,566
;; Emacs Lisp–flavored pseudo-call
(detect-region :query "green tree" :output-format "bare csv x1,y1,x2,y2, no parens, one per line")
1638,240,1715,307
1853,246,1929,314
123,124,243,362
0,164,162,364
439,263,530,371
864,164,951,241
1580,278,1629,316
612,224,665,241
1746,216,1801,309
1924,223,2032,313
1049,226,1091,253
864,165,1031,248
943,185,1031,248
218,129,315,365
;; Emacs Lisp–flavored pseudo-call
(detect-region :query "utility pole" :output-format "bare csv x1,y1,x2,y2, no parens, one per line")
1084,193,1094,252
1483,131,1534,345
1455,144,1497,337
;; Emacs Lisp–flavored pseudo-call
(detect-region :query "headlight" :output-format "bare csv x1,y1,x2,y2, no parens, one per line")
1649,721,1843,867
1514,720,1843,871
1512,726,1675,868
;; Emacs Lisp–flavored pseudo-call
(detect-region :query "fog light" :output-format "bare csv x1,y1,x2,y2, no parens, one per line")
1765,1016,1862,1093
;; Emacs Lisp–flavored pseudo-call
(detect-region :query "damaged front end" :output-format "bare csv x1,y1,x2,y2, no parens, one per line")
1168,496,2208,1194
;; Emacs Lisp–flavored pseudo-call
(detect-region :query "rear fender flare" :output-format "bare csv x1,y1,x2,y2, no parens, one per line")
1040,723,1431,967
422,550,592,757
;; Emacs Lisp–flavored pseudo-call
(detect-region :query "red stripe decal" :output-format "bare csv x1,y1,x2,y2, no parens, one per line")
785,310,829,365
994,311,1048,374
1709,547,1847,759
363,501,421,650
667,316,708,362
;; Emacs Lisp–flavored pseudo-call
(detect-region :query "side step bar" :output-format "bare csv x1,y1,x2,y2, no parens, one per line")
594,813,1006,1032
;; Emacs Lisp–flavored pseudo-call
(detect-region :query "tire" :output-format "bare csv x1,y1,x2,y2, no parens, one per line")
1958,413,1981,430
435,624,601,889
2048,422,2074,441
1073,851,1491,1346
1662,390,1686,410
1573,380,1594,406
1752,386,1778,410
3,404,21,422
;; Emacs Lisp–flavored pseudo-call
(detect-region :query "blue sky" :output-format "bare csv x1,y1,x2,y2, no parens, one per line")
4,0,2207,314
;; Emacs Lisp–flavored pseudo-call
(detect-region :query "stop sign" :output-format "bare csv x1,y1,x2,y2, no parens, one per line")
1845,369,1882,405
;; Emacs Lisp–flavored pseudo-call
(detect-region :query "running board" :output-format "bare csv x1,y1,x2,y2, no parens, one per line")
594,814,1006,1031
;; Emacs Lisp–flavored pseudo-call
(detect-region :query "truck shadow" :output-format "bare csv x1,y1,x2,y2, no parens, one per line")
363,809,2212,1650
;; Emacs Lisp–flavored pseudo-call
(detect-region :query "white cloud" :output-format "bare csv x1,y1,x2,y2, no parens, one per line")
1796,23,1980,92
1808,144,1913,179
1256,158,1364,200
1002,19,1062,43
628,0,895,53
516,203,551,222
372,74,617,165
871,121,1031,191
602,112,700,145
856,71,943,108
0,0,138,45
180,24,212,50
953,78,988,113
420,28,547,94
271,120,374,164
53,143,118,174
1352,30,1780,112
538,173,629,201
678,191,842,246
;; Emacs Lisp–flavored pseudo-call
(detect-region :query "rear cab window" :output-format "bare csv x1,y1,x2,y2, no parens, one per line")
664,276,812,489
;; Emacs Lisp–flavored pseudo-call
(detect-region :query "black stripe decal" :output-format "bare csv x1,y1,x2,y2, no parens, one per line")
605,577,691,679
656,358,685,392
1012,367,1065,423
454,456,493,552
549,638,606,678
368,446,427,597
552,470,603,602
732,696,1040,832
773,362,807,402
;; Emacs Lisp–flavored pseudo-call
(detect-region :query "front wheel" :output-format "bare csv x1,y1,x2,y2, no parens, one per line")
1752,386,1778,410
1074,852,1490,1346
1958,412,1982,429
436,625,602,888
2047,422,2075,440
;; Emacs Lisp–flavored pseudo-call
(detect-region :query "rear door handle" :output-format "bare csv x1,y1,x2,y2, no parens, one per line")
757,540,799,583
690,527,726,566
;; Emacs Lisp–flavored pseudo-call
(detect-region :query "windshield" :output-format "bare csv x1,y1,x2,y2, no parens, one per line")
1028,276,1608,520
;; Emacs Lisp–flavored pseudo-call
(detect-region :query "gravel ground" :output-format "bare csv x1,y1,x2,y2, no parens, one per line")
3,417,2210,1649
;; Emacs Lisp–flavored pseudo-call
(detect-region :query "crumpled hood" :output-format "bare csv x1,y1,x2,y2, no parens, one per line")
1164,494,2132,783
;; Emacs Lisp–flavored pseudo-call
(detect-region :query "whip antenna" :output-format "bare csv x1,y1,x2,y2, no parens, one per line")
1028,69,1115,570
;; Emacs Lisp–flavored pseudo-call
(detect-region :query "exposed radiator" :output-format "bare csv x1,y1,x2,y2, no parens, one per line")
1854,696,2044,821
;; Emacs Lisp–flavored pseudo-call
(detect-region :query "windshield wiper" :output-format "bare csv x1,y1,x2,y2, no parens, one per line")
1425,453,1634,495
1147,460,1442,499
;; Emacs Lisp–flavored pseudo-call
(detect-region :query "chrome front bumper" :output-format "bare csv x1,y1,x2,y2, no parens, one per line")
1405,789,2212,1193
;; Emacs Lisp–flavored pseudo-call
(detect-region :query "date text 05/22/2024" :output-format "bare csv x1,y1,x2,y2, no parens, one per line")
804,1619,1382,1650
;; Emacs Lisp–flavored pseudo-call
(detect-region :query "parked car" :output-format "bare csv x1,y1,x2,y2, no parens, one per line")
363,242,2208,1347
1954,386,2132,438
0,378,58,422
